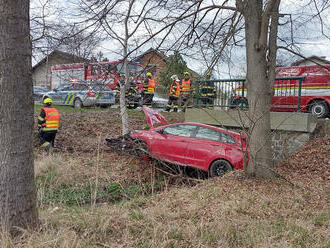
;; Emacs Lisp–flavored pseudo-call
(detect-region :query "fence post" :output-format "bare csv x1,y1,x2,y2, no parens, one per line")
297,78,302,112
194,81,199,107
241,79,245,108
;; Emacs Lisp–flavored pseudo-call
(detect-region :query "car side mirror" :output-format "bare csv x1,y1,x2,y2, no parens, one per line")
157,129,163,134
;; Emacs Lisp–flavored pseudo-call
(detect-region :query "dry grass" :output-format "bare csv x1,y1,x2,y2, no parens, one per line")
1,170,329,248
1,110,328,247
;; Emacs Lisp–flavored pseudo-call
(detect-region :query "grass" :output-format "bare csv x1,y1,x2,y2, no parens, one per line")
2,172,329,247
34,104,111,114
1,110,328,247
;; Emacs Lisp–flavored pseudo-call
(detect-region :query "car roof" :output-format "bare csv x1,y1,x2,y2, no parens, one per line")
154,122,243,137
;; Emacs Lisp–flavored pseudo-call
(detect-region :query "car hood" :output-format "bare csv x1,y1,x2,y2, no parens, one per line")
142,107,168,128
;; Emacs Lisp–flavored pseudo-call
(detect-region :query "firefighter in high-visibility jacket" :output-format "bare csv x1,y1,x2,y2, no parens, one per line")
38,98,60,151
143,72,156,107
126,79,138,109
166,75,181,112
181,71,193,110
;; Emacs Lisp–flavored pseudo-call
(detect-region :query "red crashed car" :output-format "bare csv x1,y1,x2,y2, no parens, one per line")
125,122,249,177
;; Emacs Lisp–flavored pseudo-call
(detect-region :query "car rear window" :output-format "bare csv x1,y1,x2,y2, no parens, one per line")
220,132,236,144
162,124,196,137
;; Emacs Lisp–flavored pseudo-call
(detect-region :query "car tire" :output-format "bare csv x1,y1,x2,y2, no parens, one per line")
74,98,83,108
309,100,329,118
132,139,149,157
209,159,233,177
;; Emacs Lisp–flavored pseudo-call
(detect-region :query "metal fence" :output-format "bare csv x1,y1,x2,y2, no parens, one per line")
193,76,306,111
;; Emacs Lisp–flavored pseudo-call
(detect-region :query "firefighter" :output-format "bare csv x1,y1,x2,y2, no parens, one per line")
181,71,193,111
143,72,156,107
200,80,216,107
166,75,181,112
126,78,138,109
38,98,60,153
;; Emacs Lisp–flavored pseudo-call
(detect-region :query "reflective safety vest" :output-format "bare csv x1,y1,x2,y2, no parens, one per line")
201,85,216,98
181,79,191,93
41,107,60,131
145,79,156,94
170,81,181,97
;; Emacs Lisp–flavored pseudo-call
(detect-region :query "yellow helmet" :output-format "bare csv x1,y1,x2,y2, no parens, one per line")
184,71,190,76
146,72,152,77
43,98,52,104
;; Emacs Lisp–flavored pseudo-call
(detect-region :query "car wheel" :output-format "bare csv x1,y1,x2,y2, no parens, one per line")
74,98,83,108
310,100,329,118
209,159,233,177
132,139,149,157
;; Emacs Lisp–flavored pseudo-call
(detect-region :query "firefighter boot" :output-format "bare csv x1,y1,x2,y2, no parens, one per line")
165,104,171,112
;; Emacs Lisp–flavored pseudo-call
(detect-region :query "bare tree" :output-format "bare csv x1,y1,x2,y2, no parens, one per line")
67,0,328,178
0,0,38,233
75,0,170,135
158,0,329,178
235,0,281,178
31,0,102,61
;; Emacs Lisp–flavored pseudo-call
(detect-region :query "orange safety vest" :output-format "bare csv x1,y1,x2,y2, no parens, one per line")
181,79,191,92
146,79,156,94
41,107,60,131
170,81,181,97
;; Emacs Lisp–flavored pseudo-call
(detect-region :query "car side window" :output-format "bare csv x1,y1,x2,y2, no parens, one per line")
92,85,107,91
64,85,75,91
60,86,71,91
74,84,88,91
220,132,236,144
91,65,98,75
55,85,68,91
162,125,196,137
195,127,220,141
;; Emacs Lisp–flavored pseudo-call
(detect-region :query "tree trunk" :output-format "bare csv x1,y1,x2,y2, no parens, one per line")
243,0,277,178
0,0,38,233
120,28,129,135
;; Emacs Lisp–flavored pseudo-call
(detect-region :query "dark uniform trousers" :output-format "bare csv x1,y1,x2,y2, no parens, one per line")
39,131,57,147
143,93,154,107
166,96,179,112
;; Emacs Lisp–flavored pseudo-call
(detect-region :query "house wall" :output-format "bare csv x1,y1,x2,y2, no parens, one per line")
138,52,167,82
32,55,84,87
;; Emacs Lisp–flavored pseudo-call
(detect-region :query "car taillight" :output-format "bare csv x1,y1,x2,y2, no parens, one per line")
88,91,95,97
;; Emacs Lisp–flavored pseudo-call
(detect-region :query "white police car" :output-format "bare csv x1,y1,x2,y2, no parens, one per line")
42,81,115,108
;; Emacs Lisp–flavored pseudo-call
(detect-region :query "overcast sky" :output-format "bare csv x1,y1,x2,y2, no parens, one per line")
31,0,330,76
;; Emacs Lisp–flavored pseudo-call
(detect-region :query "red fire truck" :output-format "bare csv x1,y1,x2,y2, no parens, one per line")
50,61,145,90
231,64,330,118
